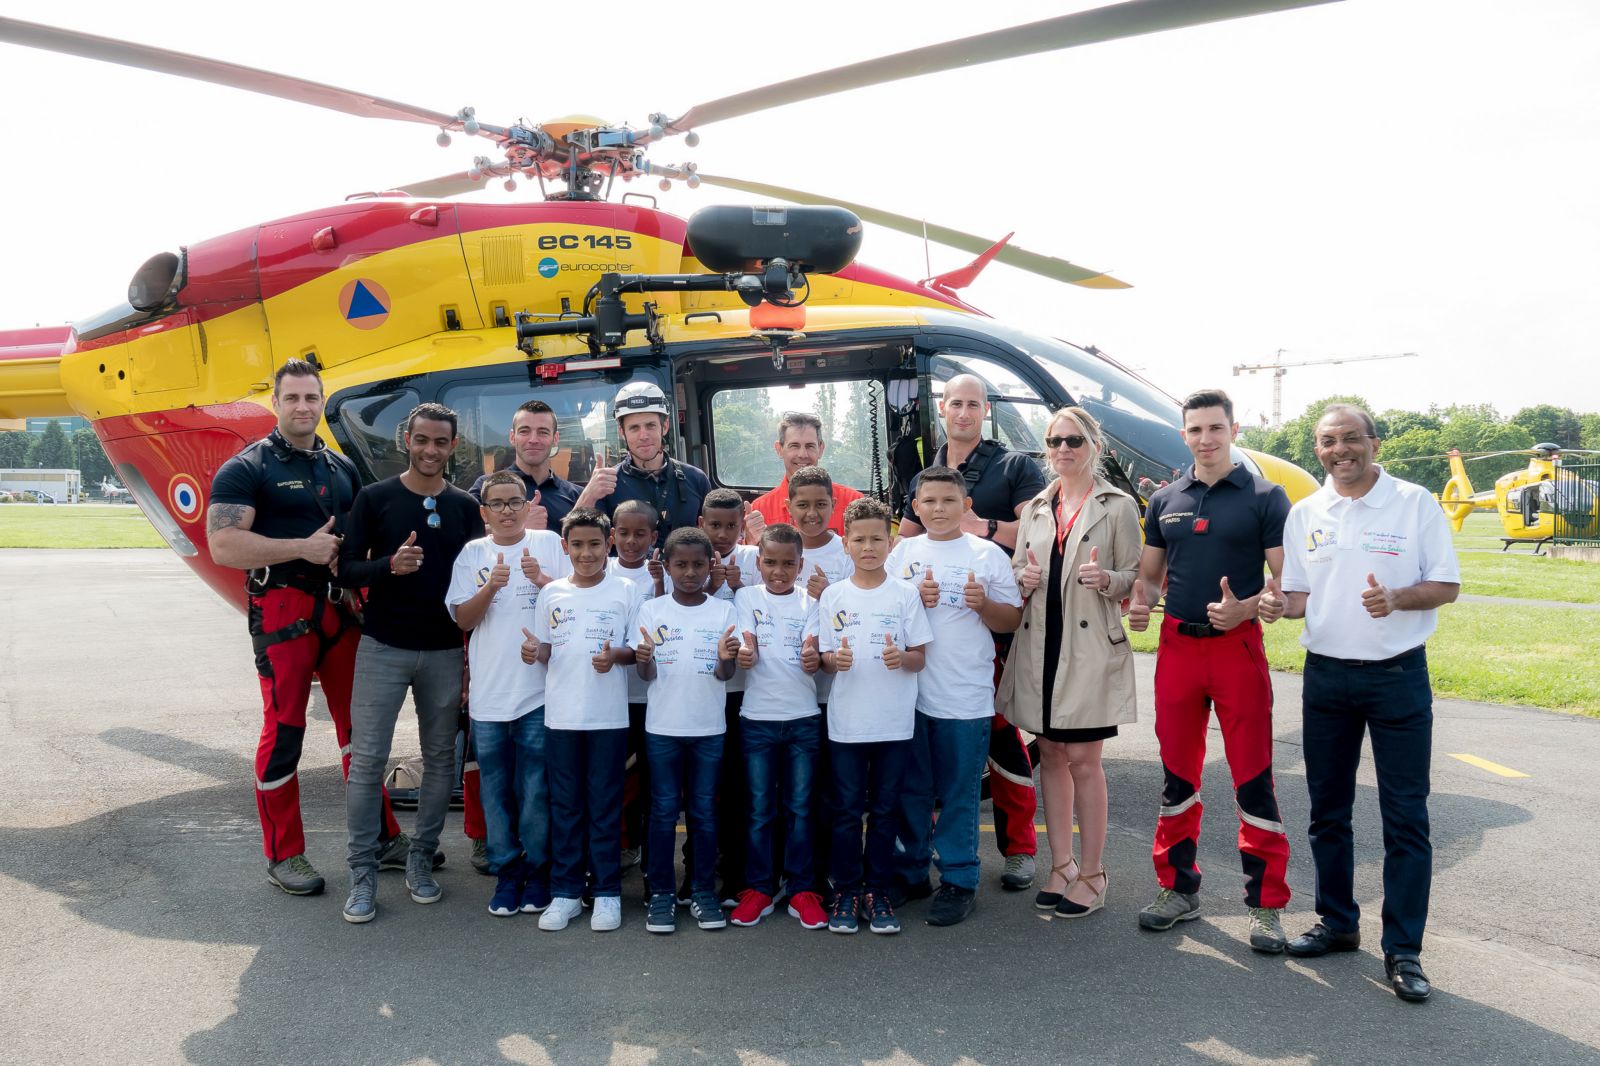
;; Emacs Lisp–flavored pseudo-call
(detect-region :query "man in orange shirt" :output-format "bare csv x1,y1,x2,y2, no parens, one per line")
745,412,864,543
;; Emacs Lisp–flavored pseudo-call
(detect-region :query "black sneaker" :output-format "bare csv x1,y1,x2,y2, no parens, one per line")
690,892,727,930
645,893,677,934
926,884,977,927
865,892,901,935
888,878,933,909
828,891,862,935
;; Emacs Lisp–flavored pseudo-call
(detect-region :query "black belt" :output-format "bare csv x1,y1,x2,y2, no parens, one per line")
1174,618,1258,639
246,565,336,597
1307,645,1425,669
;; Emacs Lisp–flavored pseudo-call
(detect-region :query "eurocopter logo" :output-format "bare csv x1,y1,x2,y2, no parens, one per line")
537,257,559,279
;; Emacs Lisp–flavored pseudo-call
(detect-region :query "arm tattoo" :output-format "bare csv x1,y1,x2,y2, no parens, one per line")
207,503,251,536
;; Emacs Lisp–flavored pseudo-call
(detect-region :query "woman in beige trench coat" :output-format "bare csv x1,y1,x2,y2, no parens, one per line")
997,406,1141,918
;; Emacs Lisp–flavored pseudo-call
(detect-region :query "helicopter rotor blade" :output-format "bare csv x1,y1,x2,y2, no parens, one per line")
685,171,1128,289
0,16,482,131
395,166,515,199
651,0,1339,139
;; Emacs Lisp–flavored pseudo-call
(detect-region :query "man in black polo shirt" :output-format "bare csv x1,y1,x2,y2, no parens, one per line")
1128,388,1292,953
897,373,1047,892
337,402,481,923
468,398,580,529
207,358,407,897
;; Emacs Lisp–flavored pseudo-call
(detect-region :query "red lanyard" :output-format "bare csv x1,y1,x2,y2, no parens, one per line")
1055,492,1088,553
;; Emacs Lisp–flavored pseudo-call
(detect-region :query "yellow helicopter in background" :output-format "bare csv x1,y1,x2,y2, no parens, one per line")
1433,445,1600,552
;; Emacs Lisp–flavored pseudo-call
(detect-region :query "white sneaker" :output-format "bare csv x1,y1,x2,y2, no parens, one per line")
590,895,622,931
538,896,584,931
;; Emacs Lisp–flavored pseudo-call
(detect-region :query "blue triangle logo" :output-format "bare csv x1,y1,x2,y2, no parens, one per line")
346,281,388,320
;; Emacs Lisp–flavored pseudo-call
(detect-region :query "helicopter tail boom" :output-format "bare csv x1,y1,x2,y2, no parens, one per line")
0,326,71,420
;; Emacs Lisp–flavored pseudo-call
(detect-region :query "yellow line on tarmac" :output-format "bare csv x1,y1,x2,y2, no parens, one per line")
981,824,1058,833
1449,753,1530,778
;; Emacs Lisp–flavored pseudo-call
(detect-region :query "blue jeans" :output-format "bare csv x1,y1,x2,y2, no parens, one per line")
646,732,724,897
474,708,549,876
743,716,821,895
829,738,911,895
895,712,991,891
1302,647,1433,956
545,726,628,898
346,637,462,874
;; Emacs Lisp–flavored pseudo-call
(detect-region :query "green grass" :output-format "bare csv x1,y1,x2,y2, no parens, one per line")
1127,606,1600,716
0,503,165,548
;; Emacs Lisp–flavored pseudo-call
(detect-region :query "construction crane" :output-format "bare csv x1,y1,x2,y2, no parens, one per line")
1232,349,1419,427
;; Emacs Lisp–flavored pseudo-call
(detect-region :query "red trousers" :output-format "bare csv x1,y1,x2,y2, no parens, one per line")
988,639,1037,858
249,588,400,862
1151,616,1290,908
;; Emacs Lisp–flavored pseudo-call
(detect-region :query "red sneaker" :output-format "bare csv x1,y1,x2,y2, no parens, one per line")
730,889,774,927
786,890,828,930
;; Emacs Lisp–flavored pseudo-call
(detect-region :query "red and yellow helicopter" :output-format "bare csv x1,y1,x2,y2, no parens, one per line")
0,1,1328,612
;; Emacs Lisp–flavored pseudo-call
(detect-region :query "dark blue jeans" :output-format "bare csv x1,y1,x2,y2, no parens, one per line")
742,716,821,895
895,712,991,891
1302,647,1433,956
545,726,628,898
473,707,549,876
646,732,724,898
829,737,912,896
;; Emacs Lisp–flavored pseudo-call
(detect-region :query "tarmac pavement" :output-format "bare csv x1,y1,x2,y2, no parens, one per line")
2,549,1598,1066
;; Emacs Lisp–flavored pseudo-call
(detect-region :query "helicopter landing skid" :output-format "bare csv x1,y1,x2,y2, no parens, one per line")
1502,536,1551,555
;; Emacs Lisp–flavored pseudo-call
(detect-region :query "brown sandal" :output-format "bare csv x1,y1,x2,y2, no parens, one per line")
1034,859,1078,910
1054,870,1108,919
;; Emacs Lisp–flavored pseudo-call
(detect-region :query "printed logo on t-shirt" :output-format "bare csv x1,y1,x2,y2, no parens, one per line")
1361,531,1408,556
1307,528,1336,551
583,609,620,643
866,612,900,647
831,609,860,633
549,605,573,631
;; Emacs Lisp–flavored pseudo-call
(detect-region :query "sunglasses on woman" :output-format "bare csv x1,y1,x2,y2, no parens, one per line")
1045,434,1088,450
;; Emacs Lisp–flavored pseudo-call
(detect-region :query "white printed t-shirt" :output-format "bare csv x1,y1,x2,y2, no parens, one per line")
886,532,1022,719
531,573,644,730
1281,466,1460,661
710,544,760,693
636,595,738,736
801,533,854,702
816,577,934,743
735,585,821,721
445,530,570,722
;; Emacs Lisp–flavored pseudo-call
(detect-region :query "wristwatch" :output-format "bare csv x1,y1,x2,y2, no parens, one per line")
986,518,998,539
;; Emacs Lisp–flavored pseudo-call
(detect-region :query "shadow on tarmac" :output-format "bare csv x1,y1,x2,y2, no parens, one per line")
3,727,1590,1065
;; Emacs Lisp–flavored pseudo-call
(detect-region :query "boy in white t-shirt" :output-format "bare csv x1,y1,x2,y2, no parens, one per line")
633,527,740,934
885,467,1023,927
697,488,761,903
728,522,828,930
788,465,854,889
522,507,643,933
817,497,934,936
446,471,571,919
609,499,661,869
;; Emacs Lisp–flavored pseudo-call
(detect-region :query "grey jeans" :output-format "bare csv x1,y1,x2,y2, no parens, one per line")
346,636,463,874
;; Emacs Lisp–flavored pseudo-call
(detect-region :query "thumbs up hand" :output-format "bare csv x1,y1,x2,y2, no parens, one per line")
919,565,940,609
708,558,728,595
1018,548,1042,596
718,624,741,663
525,489,548,530
963,569,987,611
1077,545,1106,591
834,635,854,672
737,630,758,670
1127,579,1152,632
488,551,511,591
591,639,614,674
520,626,541,665
634,625,656,666
391,531,424,575
1206,575,1246,631
807,564,829,599
1259,576,1286,624
725,559,745,591
647,548,665,591
519,547,544,586
800,634,821,674
881,632,903,671
742,508,766,545
303,515,342,566
1361,571,1396,618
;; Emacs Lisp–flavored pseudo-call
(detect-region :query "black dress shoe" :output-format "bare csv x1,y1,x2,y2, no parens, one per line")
888,878,933,909
1285,922,1362,957
1385,954,1432,1002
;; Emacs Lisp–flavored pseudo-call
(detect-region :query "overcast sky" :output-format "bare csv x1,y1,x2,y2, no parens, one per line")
1,0,1595,425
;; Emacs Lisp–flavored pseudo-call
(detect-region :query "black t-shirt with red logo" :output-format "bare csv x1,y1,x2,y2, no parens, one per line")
210,429,361,583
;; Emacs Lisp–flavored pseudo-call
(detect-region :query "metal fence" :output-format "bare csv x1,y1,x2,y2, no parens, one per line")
1551,458,1600,547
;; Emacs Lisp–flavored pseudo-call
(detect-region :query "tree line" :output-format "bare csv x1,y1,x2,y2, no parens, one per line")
1240,397,1600,492
0,422,115,489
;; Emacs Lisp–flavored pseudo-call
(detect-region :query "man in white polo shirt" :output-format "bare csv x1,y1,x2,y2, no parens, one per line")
1259,403,1459,1003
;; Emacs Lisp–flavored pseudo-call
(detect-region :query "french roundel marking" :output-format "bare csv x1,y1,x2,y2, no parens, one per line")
168,475,203,523
339,278,391,330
